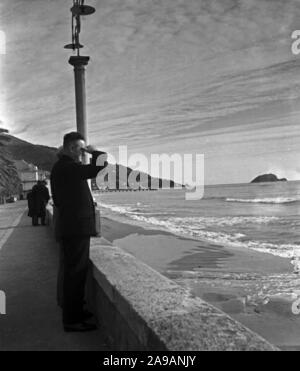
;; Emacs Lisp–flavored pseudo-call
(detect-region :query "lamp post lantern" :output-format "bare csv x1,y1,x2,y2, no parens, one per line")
64,0,95,164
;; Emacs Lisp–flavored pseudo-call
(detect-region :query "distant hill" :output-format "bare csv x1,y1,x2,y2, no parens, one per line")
4,135,57,172
93,163,181,190
0,131,58,197
251,174,288,183
0,131,182,196
0,149,21,197
0,130,21,197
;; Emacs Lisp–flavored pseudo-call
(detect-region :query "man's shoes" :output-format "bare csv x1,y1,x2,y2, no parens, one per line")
64,321,97,333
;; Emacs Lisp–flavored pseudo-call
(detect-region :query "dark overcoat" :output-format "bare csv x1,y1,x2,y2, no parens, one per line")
27,184,50,217
50,152,107,238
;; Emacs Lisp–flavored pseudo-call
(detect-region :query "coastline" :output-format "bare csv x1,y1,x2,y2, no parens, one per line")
101,215,300,350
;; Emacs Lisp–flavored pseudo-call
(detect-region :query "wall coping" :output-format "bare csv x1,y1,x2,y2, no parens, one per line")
90,237,278,351
47,206,278,351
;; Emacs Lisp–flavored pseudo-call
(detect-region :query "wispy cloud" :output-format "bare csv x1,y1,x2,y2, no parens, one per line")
1,0,300,183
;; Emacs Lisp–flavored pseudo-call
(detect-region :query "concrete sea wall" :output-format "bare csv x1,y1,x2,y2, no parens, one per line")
47,207,278,351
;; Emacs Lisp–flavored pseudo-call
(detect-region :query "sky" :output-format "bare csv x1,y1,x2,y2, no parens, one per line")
1,0,300,185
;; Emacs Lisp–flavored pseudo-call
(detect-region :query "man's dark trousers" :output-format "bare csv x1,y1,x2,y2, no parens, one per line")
50,151,108,325
62,236,90,325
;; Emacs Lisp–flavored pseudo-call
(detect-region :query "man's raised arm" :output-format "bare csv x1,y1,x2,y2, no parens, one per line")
67,147,108,181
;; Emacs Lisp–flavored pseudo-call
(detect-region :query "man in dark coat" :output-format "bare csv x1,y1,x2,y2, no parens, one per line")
28,181,50,226
50,132,108,332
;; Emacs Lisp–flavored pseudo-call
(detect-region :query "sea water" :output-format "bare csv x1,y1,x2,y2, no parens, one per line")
96,181,300,260
95,181,300,304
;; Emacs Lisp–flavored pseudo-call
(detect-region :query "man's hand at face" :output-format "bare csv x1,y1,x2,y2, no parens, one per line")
82,145,108,165
82,145,98,154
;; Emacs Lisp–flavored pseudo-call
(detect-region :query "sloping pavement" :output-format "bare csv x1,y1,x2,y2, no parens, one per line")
0,201,109,351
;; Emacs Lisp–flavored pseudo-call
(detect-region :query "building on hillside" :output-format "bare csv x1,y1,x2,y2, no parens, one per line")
38,170,50,182
14,160,49,197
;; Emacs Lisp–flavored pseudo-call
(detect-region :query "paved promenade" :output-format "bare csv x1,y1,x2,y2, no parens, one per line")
0,201,109,351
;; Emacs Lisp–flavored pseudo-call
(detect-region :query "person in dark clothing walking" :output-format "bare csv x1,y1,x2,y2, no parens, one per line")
27,180,50,226
50,132,108,332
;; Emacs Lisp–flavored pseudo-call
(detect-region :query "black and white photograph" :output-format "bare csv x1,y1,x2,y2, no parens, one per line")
1,0,300,354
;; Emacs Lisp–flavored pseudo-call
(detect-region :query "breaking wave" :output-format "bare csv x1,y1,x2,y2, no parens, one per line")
100,202,300,259
226,197,300,204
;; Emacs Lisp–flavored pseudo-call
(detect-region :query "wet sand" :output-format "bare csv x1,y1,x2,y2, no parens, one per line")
101,216,300,350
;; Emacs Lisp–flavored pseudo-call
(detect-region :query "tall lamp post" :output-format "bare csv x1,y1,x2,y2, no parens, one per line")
64,0,95,164
64,1,101,236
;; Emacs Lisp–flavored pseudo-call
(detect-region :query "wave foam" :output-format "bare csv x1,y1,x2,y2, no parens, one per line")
226,197,300,204
169,216,279,227
100,203,300,260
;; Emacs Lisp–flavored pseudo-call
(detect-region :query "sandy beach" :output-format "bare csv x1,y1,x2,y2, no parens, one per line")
101,216,300,350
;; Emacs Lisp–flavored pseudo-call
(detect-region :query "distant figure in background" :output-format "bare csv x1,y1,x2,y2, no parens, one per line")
50,132,108,333
27,180,50,226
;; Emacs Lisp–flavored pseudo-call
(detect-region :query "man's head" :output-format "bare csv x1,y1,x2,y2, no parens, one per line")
63,132,86,162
